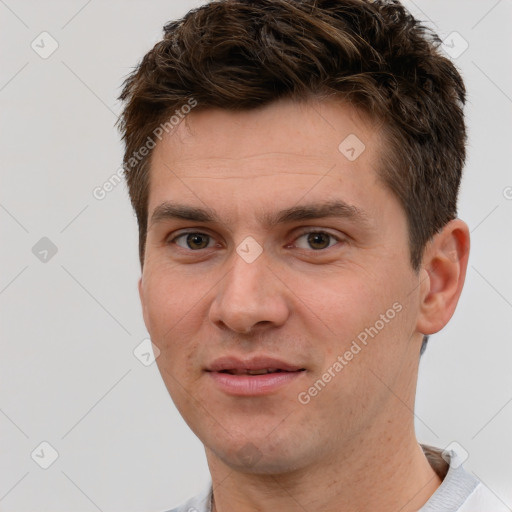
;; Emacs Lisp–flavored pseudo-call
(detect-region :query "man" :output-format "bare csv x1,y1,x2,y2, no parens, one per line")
117,1,506,510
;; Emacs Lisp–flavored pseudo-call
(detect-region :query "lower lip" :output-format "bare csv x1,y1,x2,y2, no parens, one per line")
207,371,305,396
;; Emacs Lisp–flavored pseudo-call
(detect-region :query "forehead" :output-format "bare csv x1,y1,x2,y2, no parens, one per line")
146,98,394,228
152,97,381,169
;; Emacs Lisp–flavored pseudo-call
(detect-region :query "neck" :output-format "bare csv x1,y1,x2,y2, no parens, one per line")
207,423,441,512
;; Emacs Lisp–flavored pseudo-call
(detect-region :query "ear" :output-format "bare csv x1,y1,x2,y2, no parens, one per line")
138,276,149,329
416,219,470,335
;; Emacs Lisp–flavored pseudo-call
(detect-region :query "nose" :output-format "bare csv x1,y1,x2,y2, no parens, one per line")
208,245,290,334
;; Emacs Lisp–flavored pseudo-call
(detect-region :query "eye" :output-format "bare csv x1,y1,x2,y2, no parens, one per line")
293,230,342,250
171,232,216,250
168,229,343,252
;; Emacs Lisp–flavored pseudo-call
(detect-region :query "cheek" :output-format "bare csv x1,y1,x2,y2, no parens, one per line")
142,267,202,356
311,274,389,331
310,268,415,365
144,273,206,404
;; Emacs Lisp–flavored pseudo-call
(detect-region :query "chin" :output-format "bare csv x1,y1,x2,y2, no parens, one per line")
207,433,314,475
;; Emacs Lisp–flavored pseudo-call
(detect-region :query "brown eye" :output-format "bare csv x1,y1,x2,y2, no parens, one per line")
294,231,340,251
307,232,331,250
173,232,213,250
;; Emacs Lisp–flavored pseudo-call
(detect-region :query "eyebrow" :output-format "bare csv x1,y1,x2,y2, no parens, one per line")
149,199,371,229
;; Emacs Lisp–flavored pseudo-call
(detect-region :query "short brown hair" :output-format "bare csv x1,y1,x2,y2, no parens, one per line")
117,0,466,272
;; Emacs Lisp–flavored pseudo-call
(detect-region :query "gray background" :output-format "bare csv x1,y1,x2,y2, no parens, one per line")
1,1,511,510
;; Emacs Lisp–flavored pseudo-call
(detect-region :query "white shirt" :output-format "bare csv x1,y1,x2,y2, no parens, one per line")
165,444,509,512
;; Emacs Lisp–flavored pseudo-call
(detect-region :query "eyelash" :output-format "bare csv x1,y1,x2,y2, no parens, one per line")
168,229,344,252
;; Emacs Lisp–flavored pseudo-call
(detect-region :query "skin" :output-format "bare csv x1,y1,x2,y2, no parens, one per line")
139,97,470,512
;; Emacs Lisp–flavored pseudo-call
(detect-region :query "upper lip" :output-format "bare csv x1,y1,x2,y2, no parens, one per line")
206,355,305,372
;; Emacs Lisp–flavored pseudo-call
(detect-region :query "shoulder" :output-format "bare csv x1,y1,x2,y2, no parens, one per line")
419,444,509,512
457,483,511,511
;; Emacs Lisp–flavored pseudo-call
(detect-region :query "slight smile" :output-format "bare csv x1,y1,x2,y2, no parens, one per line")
206,355,307,396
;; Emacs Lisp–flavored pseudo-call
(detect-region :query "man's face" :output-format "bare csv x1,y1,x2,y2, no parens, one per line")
139,98,425,473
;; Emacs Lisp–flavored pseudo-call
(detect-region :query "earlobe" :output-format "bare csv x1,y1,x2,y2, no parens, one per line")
416,219,470,336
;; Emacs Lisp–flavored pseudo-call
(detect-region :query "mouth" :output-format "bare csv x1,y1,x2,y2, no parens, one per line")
218,368,305,375
206,356,306,396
